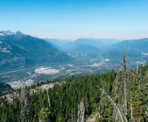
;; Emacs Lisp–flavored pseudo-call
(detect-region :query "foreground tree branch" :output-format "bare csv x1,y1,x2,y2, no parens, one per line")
98,87,125,122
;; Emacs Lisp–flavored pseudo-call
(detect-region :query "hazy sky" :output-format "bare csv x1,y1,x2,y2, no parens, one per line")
0,0,148,40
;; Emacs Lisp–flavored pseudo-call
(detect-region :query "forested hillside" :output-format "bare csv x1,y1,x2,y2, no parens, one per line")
0,61,148,121
0,31,72,73
0,83,13,96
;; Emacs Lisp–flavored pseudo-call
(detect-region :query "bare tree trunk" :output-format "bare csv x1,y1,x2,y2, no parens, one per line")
115,114,118,122
137,64,139,74
46,90,51,108
123,51,127,72
113,106,118,122
122,51,128,121
99,88,124,122
20,85,30,122
130,102,135,122
114,71,120,121
114,71,119,102
123,76,128,119
77,102,85,122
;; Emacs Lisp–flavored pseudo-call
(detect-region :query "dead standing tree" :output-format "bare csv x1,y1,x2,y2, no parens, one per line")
20,85,30,122
77,102,85,122
121,51,128,121
46,90,51,108
113,70,120,122
98,88,124,122
39,89,51,122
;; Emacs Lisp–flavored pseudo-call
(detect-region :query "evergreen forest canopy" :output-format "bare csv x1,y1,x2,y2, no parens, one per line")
0,55,148,122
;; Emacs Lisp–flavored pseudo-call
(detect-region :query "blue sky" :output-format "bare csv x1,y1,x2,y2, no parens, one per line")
0,0,148,40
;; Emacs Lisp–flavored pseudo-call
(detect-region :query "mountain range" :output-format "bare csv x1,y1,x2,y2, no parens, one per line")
0,83,13,95
0,30,148,84
0,31,71,73
47,37,148,62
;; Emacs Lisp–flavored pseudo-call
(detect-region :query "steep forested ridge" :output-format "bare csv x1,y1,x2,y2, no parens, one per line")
0,31,72,73
0,83,13,96
0,65,148,122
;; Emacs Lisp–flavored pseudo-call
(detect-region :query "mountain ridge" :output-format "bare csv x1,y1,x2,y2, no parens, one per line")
0,31,72,73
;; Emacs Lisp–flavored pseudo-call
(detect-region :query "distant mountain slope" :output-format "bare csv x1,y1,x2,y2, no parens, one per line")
109,38,148,53
66,44,100,57
46,38,118,57
69,38,118,48
0,83,13,95
0,31,71,73
103,38,148,63
47,37,148,66
47,37,148,56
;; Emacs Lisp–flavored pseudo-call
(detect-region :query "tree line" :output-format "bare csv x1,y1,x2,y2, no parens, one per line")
0,53,148,122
